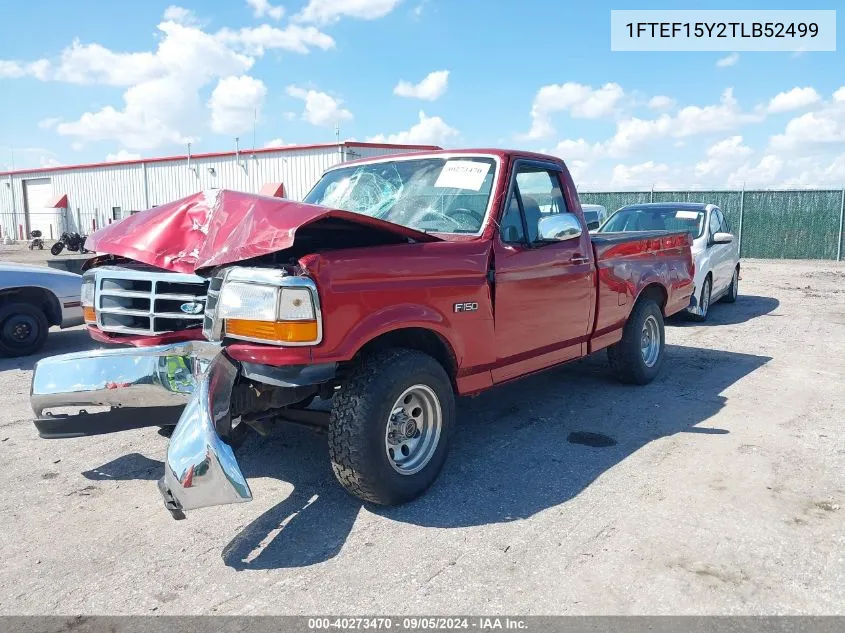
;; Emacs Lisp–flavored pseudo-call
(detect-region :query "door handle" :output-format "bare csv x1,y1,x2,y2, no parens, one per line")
570,254,590,264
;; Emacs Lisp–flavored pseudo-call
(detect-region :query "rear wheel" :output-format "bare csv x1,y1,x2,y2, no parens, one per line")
328,348,454,505
0,303,49,357
722,267,739,303
608,298,665,385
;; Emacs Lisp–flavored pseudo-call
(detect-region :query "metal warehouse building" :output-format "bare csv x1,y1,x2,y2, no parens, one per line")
0,142,439,242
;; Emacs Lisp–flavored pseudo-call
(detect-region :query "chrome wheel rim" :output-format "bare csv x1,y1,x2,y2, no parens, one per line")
640,315,661,368
384,384,442,475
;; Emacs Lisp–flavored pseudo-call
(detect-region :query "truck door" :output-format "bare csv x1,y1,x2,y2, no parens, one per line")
491,160,595,383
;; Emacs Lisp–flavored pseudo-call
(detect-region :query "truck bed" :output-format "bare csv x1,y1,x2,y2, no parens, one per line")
588,229,695,354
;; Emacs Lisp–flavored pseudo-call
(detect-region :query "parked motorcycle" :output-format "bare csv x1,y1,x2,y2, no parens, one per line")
50,232,89,256
28,230,44,251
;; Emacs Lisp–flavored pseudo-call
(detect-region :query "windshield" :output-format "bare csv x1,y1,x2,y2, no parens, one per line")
303,156,497,234
599,206,705,239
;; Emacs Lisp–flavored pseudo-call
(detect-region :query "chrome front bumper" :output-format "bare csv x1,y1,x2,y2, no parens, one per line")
31,341,220,437
31,341,252,518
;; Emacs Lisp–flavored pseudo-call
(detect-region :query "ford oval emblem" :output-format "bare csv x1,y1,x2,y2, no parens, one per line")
180,301,204,315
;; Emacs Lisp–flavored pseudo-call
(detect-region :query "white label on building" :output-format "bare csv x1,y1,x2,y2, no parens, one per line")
434,160,491,191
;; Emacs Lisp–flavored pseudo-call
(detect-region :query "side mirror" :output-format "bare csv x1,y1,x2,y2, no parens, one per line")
537,214,582,242
712,232,733,244
586,220,600,231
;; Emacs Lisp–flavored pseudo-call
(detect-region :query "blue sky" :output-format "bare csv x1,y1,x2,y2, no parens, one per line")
0,0,843,189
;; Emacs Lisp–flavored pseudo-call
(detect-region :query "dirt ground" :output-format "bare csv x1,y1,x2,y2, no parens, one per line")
0,258,843,615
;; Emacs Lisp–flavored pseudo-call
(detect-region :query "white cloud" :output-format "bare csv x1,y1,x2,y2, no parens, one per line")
367,111,458,146
217,24,335,55
553,138,604,161
767,87,821,113
0,59,50,79
287,85,353,127
394,70,449,101
264,138,287,147
726,155,784,187
648,95,675,110
246,0,284,20
51,39,163,86
611,161,670,188
163,6,199,26
695,136,752,178
522,82,624,139
295,0,403,24
105,149,142,162
40,156,62,168
208,75,267,135
53,22,255,149
38,117,62,130
1,10,337,151
606,88,762,157
716,53,739,67
0,60,25,78
770,100,845,151
832,86,845,102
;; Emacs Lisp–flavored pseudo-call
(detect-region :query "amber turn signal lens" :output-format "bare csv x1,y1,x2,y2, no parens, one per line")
225,319,318,343
83,306,96,323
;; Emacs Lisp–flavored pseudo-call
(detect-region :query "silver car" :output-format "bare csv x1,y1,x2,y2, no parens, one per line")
0,263,84,357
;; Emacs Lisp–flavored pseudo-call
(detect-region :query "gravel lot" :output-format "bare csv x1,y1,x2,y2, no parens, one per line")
0,258,843,615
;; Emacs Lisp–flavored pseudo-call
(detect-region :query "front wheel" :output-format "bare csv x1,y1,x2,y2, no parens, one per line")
50,242,64,256
722,267,739,303
608,298,665,385
328,348,455,505
689,276,711,322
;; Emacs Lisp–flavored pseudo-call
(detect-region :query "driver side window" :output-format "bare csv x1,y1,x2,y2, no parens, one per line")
501,166,570,244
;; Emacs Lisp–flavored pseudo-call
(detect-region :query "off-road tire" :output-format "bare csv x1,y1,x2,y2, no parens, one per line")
722,267,739,303
0,302,49,357
607,298,665,385
328,348,455,505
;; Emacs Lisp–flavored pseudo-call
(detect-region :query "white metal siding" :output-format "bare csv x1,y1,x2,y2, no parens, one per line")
0,144,433,240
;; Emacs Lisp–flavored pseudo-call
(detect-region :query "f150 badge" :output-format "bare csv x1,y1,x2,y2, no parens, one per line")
454,302,478,313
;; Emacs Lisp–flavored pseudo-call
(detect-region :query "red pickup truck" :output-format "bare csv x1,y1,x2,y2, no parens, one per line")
31,149,694,518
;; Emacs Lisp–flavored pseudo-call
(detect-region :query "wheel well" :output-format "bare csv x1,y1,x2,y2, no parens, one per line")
0,287,61,326
353,327,457,385
636,283,668,315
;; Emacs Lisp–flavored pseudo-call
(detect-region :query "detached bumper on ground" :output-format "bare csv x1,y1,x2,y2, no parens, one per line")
30,341,253,518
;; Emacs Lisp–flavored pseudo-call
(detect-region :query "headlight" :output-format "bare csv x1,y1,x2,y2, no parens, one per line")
215,270,321,346
81,273,96,323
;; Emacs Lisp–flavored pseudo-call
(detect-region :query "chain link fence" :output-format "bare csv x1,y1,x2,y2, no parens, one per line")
580,189,845,260
4,191,845,260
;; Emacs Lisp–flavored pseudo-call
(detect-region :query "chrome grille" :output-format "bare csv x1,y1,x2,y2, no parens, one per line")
91,266,209,335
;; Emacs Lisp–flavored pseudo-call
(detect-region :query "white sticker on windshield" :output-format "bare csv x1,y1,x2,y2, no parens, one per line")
434,160,491,191
675,210,700,219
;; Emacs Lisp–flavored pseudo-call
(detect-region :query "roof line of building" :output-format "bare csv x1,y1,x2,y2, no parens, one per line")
0,142,442,178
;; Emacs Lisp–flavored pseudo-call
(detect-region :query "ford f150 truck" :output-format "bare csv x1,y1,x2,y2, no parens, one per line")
31,149,694,519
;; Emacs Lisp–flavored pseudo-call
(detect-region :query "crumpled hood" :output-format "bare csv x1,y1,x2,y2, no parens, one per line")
85,189,441,274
